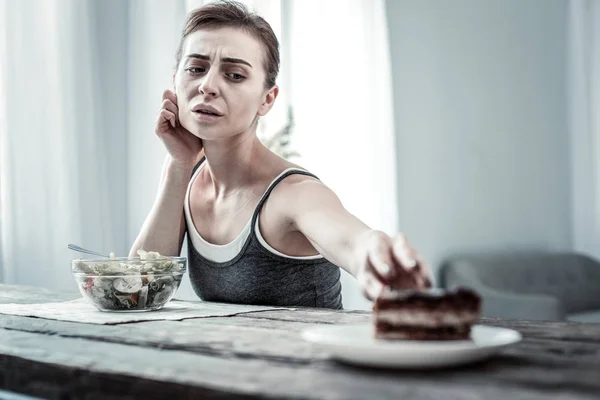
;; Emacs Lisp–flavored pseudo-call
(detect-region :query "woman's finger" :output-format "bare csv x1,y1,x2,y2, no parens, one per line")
163,90,179,118
367,245,395,282
161,99,179,121
158,109,176,129
391,244,433,289
162,89,176,103
359,268,384,301
387,250,428,290
416,260,434,288
392,233,418,271
422,270,433,288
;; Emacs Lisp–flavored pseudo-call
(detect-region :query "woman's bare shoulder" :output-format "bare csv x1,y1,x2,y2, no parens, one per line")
272,157,320,186
260,150,326,193
270,163,334,205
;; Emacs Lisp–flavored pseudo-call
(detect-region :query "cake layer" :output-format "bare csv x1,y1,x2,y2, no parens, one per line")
374,322,472,341
374,287,481,313
373,309,479,328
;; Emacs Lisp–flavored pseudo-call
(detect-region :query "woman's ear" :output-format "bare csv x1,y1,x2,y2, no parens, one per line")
258,86,279,116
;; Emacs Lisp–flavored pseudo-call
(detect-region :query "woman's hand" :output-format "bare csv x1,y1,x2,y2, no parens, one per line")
156,89,203,167
356,231,433,300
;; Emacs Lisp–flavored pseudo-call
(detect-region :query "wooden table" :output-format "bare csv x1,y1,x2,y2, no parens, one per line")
0,284,599,400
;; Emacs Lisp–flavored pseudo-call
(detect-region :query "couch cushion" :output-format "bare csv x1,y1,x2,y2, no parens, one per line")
567,310,600,323
450,253,600,314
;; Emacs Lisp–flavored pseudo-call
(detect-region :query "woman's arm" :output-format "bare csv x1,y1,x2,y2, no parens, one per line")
129,89,203,257
129,155,194,257
281,178,432,300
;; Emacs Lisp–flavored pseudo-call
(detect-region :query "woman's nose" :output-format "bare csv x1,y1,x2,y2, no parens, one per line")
198,72,219,97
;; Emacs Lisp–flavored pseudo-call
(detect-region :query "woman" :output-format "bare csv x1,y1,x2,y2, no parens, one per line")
130,0,431,309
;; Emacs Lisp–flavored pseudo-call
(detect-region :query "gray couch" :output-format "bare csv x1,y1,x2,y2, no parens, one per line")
440,252,600,322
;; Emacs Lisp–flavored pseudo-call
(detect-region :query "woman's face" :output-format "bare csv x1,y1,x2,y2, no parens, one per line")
174,27,277,140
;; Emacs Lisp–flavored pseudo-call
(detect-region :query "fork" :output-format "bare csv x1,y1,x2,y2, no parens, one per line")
67,244,109,258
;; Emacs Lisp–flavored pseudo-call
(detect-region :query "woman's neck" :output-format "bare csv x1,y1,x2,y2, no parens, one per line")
202,129,267,199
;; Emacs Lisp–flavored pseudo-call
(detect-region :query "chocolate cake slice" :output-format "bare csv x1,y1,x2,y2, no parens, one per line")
373,288,482,340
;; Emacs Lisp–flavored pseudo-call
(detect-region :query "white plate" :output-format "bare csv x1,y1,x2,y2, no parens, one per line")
301,323,522,369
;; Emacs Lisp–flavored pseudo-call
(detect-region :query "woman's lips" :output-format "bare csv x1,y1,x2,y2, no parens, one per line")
192,110,223,123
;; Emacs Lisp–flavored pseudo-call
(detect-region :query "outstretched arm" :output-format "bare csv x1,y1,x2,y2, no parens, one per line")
284,179,432,300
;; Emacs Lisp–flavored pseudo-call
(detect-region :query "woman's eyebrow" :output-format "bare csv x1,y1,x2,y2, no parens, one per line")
221,57,252,68
186,53,252,68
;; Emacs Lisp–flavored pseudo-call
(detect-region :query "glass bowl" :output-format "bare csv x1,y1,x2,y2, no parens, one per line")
72,255,186,312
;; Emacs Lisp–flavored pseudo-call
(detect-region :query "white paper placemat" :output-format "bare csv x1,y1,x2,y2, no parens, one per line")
0,298,291,325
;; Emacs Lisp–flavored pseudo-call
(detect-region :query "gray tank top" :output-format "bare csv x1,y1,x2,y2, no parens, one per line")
186,157,343,309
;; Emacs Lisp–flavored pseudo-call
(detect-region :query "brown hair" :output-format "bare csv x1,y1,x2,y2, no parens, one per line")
175,0,280,89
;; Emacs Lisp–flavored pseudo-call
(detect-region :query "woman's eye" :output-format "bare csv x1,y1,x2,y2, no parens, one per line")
227,73,245,81
186,67,205,74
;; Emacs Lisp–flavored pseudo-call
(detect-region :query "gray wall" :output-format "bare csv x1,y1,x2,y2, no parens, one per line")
385,0,571,279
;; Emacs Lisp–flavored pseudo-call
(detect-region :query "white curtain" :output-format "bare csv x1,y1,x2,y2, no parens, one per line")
569,0,600,259
0,0,127,290
0,1,6,283
288,0,398,310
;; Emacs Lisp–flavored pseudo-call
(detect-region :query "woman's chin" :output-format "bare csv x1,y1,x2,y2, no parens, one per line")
184,123,219,140
188,129,216,141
